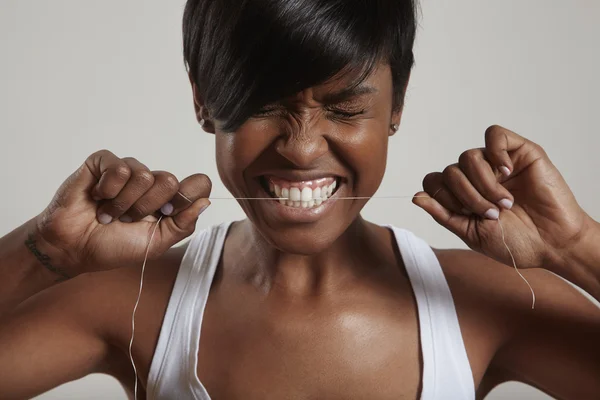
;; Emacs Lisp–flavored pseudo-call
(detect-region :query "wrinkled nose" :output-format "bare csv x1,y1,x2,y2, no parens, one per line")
275,125,329,168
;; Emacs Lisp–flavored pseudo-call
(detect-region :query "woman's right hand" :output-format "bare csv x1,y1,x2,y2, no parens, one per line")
35,150,211,277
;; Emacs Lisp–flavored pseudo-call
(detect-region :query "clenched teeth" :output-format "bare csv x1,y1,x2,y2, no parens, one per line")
269,179,338,209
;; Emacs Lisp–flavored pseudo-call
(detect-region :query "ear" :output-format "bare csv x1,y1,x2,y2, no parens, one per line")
389,108,402,137
189,73,216,134
389,71,411,137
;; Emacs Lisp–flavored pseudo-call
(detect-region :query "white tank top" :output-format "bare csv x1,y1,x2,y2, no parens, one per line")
147,222,474,399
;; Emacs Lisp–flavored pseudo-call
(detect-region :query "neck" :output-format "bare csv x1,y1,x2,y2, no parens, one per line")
230,217,393,296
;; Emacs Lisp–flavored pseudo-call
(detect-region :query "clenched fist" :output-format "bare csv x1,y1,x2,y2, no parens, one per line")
413,125,592,273
34,150,211,277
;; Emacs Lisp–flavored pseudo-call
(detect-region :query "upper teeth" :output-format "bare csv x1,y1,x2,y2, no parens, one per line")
272,181,337,208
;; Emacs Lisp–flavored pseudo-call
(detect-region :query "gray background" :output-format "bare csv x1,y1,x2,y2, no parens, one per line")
1,0,598,399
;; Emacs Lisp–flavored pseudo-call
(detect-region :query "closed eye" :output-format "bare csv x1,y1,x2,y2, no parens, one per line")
327,108,366,119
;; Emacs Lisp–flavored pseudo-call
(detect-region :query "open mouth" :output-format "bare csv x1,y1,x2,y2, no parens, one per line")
260,176,342,209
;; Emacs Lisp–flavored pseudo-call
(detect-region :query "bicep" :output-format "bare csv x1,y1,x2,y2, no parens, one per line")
490,272,600,399
0,276,111,399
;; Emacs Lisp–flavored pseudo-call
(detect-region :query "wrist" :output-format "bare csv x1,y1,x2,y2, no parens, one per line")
556,214,600,298
31,214,78,280
0,217,73,314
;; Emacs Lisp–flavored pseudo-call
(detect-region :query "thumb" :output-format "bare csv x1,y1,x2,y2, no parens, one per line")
158,198,211,246
412,191,469,239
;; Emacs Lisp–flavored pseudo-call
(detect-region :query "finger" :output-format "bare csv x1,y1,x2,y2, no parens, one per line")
161,173,212,216
85,150,132,201
484,125,527,177
422,172,469,215
138,197,211,258
126,171,179,222
458,149,514,210
97,158,155,223
442,164,500,220
412,191,469,237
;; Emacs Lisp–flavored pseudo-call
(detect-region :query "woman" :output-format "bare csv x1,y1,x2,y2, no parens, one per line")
1,0,599,399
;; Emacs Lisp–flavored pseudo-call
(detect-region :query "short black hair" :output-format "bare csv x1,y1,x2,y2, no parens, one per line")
183,0,417,132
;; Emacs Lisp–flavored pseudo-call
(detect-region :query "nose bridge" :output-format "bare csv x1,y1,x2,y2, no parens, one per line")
276,115,328,167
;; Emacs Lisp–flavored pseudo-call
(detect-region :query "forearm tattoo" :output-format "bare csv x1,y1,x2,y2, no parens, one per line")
25,234,71,282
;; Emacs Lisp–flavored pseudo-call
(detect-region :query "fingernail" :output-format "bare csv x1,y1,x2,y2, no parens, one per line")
484,208,500,220
161,202,174,216
499,166,511,177
499,198,513,210
119,215,133,223
98,213,112,224
198,204,209,216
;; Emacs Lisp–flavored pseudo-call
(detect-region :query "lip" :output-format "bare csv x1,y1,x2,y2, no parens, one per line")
254,177,344,224
256,170,343,183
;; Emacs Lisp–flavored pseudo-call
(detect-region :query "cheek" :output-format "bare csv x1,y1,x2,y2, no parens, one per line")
215,133,241,193
215,124,276,192
336,122,389,193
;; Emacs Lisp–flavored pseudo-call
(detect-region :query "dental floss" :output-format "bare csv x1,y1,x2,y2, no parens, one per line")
128,196,535,399
498,215,536,309
129,215,163,400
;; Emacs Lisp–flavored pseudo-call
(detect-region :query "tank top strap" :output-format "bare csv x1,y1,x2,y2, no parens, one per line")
387,226,475,400
147,221,232,400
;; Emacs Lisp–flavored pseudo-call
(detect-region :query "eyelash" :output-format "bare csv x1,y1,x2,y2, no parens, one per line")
327,109,366,119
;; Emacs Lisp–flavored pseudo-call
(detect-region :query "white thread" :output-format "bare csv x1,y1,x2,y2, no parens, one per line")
129,215,163,400
131,195,536,396
498,215,536,309
208,195,430,200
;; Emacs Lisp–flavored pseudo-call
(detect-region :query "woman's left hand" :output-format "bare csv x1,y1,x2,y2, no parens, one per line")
413,125,593,271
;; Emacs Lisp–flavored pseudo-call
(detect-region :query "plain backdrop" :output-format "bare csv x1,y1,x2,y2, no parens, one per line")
1,0,598,399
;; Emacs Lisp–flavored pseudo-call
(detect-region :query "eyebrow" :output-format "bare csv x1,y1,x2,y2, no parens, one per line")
321,84,378,104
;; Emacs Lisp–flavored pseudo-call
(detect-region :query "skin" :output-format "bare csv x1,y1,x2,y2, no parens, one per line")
0,64,599,400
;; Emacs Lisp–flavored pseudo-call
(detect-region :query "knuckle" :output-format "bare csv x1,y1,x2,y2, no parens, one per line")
90,149,112,159
531,142,547,157
458,149,480,168
133,170,155,187
114,163,132,181
442,165,461,182
422,172,440,189
158,172,179,192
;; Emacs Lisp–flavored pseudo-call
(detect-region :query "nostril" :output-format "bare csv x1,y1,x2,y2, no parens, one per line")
274,135,329,168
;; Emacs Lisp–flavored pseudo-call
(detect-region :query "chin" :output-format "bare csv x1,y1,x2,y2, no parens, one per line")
252,221,351,256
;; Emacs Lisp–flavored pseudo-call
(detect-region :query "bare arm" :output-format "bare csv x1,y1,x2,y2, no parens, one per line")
0,217,72,318
489,265,600,399
0,273,111,399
